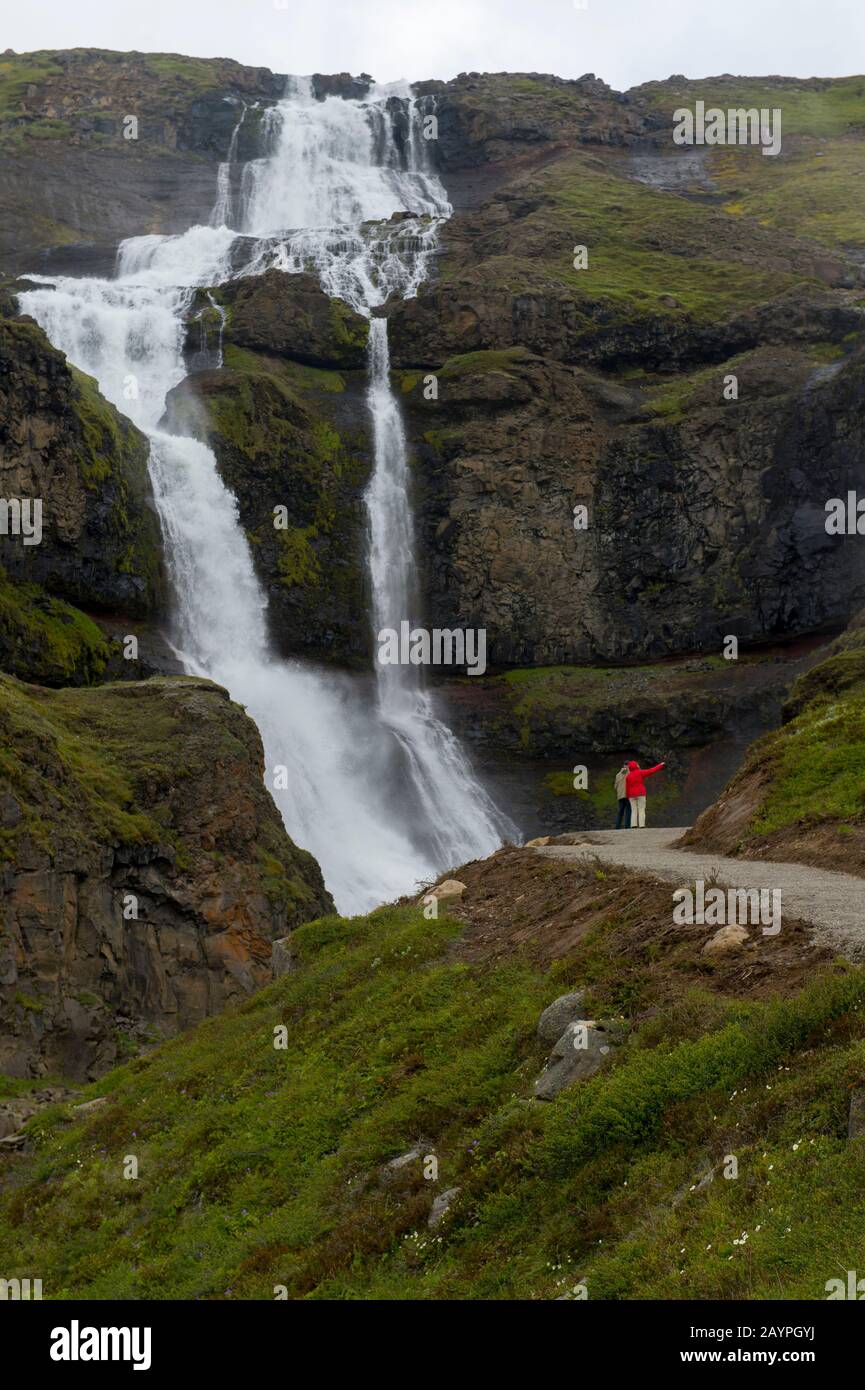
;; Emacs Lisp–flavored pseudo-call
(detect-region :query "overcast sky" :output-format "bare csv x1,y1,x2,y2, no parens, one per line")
6,0,864,91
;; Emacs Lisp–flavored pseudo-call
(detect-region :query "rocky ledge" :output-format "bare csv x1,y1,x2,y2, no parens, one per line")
0,674,333,1081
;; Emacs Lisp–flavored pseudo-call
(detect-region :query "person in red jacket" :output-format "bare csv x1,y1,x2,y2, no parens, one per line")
625,758,665,828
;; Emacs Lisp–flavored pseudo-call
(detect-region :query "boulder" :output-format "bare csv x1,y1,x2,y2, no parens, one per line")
537,991,586,1047
701,924,749,955
379,1146,426,1186
525,836,551,847
72,1097,108,1116
421,879,467,903
428,1187,461,1229
534,1020,616,1100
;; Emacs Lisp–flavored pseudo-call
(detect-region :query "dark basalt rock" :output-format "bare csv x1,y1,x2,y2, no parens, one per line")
311,72,374,102
0,316,165,618
211,269,369,369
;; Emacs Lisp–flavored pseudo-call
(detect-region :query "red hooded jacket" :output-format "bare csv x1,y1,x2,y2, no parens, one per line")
625,760,665,798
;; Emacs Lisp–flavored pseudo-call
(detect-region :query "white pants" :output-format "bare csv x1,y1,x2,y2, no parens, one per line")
629,795,646,827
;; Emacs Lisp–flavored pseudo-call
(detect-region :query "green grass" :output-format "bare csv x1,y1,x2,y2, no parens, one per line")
735,620,865,837
221,343,346,394
752,694,865,834
438,347,534,379
710,140,865,250
0,566,109,686
142,54,227,89
440,151,812,326
4,894,865,1300
0,675,183,861
641,76,865,139
547,159,805,313
0,53,65,120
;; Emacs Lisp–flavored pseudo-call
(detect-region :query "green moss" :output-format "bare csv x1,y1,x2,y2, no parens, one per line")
0,566,109,686
14,991,45,1014
257,847,318,918
275,526,321,589
221,343,345,393
70,366,128,486
329,300,369,355
193,344,370,662
310,419,341,465
61,365,164,611
0,675,196,864
439,347,533,379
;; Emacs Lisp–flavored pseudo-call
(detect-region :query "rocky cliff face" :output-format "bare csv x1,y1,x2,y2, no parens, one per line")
398,333,865,667
166,271,375,666
0,49,284,275
0,315,165,619
0,674,333,1081
4,58,865,673
377,74,865,666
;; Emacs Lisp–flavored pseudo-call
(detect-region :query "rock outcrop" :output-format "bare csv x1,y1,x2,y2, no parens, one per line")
383,74,865,668
396,327,865,670
0,316,165,618
0,674,333,1080
166,280,374,666
188,271,369,371
0,49,284,275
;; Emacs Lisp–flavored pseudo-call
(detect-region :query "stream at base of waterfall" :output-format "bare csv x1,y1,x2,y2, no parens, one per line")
20,78,516,913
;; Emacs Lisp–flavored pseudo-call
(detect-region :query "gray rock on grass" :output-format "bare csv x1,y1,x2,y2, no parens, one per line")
537,992,586,1046
534,1020,617,1100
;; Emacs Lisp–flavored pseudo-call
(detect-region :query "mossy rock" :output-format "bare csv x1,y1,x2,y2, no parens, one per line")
164,342,373,666
0,316,165,617
0,565,110,686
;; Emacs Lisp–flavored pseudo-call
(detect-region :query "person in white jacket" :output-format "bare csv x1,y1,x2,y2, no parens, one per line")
614,764,631,829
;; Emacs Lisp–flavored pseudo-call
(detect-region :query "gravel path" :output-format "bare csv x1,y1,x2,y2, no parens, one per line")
534,829,865,960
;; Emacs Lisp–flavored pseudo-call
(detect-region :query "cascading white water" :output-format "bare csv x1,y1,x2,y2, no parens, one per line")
19,78,515,913
210,101,247,229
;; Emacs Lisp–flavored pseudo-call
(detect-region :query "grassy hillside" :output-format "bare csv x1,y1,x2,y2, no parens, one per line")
3,851,865,1300
684,613,865,872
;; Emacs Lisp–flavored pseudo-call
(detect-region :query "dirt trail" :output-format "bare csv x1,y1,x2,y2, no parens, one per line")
534,829,865,961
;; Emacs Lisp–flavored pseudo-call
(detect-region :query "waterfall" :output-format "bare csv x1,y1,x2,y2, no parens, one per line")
18,79,516,913
210,102,247,229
